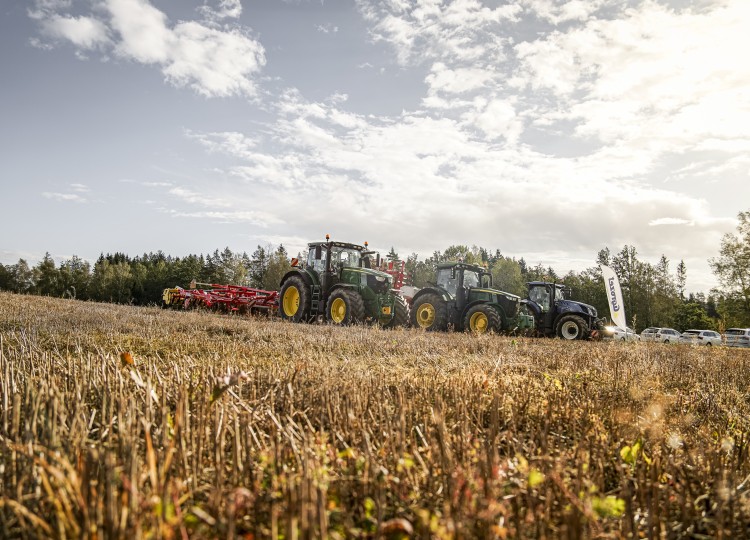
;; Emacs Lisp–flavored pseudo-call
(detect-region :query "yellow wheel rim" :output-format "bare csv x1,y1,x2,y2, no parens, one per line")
282,286,300,317
330,297,346,323
470,312,489,333
416,303,435,328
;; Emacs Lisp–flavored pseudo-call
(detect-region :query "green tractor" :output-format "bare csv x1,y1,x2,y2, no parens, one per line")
278,236,409,327
409,261,534,333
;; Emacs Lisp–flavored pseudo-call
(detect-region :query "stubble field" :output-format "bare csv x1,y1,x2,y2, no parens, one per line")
1,291,750,539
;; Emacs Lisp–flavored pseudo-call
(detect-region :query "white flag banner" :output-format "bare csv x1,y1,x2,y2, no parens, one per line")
601,264,627,330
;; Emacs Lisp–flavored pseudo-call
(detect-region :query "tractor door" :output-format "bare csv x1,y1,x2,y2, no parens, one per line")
529,283,555,332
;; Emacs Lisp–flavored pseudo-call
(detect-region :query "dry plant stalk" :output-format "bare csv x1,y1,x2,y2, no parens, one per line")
1,291,750,538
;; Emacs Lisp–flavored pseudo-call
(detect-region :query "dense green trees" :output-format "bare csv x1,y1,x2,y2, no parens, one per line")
2,211,749,330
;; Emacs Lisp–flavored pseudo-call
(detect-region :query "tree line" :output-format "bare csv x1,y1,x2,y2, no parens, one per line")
1,211,748,331
0,245,292,306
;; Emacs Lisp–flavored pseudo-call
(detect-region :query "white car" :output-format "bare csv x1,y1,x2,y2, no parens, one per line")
725,328,750,348
679,329,722,346
653,328,681,343
640,327,662,341
604,326,641,341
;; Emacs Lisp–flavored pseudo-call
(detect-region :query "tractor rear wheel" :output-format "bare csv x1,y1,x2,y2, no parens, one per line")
383,295,410,328
555,314,589,340
326,289,365,325
463,304,501,334
279,276,311,322
410,293,448,331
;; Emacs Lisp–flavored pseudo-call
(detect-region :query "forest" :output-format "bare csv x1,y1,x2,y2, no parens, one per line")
1,211,749,331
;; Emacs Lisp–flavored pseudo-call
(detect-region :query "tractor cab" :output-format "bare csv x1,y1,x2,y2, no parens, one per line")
527,282,569,313
435,263,489,298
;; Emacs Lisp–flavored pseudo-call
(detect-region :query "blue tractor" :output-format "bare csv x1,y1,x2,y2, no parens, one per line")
523,281,603,340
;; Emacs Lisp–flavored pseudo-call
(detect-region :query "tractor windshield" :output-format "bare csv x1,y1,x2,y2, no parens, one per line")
463,269,480,288
529,285,551,312
436,268,458,296
331,247,362,269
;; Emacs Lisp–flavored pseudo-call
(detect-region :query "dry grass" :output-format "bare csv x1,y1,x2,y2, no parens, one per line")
2,291,750,539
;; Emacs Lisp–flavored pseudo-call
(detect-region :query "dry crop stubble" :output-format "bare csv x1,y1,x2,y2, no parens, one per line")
1,291,750,538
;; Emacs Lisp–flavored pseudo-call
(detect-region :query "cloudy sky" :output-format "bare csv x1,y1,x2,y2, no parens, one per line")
1,0,748,293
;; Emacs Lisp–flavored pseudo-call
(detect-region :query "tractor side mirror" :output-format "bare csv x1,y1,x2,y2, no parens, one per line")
315,245,322,260
376,254,381,267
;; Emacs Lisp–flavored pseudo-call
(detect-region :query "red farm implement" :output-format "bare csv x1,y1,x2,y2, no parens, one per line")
162,282,278,315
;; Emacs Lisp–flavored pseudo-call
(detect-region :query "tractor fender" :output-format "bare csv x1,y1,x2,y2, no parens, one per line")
412,286,451,305
279,269,317,290
329,283,358,294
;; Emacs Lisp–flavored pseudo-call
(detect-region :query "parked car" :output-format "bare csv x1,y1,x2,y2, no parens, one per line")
725,328,750,348
653,328,681,343
679,329,722,346
603,326,641,341
640,327,661,341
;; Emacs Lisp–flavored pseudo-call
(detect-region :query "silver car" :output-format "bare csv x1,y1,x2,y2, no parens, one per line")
725,328,750,348
679,329,722,346
654,328,681,343
640,327,661,341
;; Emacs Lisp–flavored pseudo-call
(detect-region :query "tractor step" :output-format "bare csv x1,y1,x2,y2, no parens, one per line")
311,285,322,311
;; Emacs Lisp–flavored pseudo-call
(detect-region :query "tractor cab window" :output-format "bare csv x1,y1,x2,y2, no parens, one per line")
529,285,551,312
307,246,326,274
331,247,361,270
436,268,458,296
463,269,480,289
555,286,568,300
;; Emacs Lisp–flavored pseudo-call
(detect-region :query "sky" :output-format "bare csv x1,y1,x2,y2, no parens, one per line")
1,0,749,294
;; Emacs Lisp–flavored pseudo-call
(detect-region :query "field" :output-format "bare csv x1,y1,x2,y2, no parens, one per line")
1,292,750,539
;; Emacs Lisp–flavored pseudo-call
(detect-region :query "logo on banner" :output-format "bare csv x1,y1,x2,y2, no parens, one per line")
608,277,620,311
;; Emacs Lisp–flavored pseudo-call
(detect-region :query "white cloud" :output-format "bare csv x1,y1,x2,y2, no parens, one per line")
649,217,694,227
42,191,87,203
168,187,233,208
41,14,109,49
163,209,279,227
198,0,243,22
29,0,266,98
70,183,90,192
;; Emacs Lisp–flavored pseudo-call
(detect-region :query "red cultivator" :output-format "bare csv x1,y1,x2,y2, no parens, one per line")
162,282,278,314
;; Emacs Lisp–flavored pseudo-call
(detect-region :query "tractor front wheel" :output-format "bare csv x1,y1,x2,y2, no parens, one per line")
410,293,448,331
463,304,501,334
326,289,365,325
555,314,589,340
279,276,311,322
383,295,410,328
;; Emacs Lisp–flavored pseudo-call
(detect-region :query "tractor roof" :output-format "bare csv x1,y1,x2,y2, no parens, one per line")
528,281,566,288
308,241,365,251
436,261,486,272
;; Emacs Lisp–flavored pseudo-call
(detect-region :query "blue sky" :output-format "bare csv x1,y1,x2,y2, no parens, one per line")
1,0,749,293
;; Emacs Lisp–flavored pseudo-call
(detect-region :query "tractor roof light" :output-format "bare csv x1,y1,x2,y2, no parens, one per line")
325,234,330,241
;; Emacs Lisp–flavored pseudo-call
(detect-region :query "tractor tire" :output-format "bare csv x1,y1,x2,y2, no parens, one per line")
326,289,366,325
463,304,502,334
410,293,449,331
383,295,410,329
279,276,311,322
555,314,589,340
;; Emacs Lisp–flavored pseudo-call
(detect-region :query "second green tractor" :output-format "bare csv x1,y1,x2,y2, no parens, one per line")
410,261,534,334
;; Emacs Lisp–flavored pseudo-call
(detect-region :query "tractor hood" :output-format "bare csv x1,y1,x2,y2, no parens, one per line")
558,299,598,318
341,266,393,291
